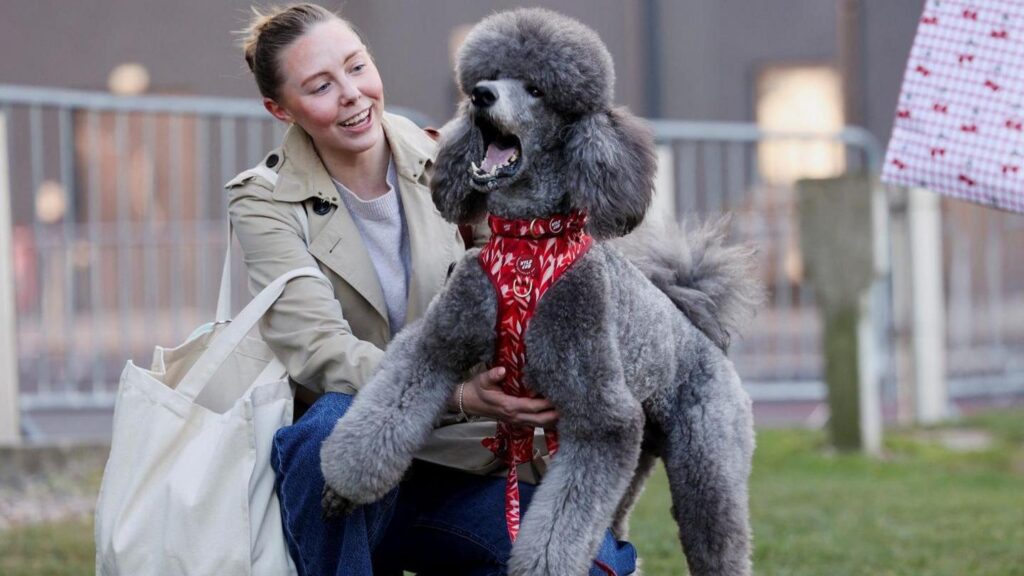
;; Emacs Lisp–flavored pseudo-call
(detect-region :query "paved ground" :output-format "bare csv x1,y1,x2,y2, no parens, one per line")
0,444,107,530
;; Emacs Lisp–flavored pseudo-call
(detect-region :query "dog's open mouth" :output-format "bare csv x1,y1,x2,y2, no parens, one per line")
470,118,522,187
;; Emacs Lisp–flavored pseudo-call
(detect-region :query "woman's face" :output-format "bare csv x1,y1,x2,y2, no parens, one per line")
267,19,385,159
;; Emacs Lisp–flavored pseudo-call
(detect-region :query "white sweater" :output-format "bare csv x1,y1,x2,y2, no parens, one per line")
333,160,410,337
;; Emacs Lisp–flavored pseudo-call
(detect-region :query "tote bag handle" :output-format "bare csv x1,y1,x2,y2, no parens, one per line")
195,162,315,401
177,265,327,401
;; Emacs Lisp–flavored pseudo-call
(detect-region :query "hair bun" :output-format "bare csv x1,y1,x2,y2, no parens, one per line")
240,6,281,73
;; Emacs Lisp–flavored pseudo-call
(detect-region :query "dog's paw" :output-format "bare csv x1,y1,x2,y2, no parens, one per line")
321,484,357,520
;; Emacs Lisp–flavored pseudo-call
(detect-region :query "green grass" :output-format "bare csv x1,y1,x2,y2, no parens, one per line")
3,410,1023,575
0,517,95,576
633,409,1024,575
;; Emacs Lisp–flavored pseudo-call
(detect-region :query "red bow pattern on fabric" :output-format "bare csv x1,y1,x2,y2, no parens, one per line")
882,0,1024,213
478,211,592,543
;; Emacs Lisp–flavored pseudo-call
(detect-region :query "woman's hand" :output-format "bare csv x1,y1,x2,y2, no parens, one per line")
451,367,559,429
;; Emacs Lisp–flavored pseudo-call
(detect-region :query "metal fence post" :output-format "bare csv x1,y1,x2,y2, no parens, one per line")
0,111,20,445
909,187,947,423
651,144,676,223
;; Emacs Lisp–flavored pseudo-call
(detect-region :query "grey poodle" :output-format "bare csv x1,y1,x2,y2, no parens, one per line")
320,8,760,575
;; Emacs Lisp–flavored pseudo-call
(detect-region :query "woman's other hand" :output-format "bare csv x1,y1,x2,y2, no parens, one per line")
452,367,559,429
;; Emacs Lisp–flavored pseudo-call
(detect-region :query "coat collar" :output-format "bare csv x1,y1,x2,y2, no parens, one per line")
275,112,447,330
273,111,435,204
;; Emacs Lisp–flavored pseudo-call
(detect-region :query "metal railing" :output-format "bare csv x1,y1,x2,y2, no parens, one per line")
2,84,1022,441
2,86,283,441
649,121,893,410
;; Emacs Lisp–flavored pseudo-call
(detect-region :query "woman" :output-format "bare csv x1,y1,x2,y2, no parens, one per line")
231,4,636,574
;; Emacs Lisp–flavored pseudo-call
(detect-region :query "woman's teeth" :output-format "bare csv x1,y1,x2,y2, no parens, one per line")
340,109,370,127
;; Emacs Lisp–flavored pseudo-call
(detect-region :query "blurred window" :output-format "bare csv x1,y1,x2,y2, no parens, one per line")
756,65,845,185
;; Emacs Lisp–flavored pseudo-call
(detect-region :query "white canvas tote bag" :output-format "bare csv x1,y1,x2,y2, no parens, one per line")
94,264,323,575
95,183,316,575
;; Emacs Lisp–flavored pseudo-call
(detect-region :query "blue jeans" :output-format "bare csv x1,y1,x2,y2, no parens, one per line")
271,393,637,576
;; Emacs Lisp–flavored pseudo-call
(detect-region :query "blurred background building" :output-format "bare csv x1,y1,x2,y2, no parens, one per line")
1,0,1021,443
1,0,920,138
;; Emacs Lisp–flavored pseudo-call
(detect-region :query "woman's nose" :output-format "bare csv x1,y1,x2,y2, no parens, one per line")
337,78,361,105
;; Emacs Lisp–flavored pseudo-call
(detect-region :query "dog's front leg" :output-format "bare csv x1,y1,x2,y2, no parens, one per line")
509,262,643,576
511,369,643,576
320,255,496,514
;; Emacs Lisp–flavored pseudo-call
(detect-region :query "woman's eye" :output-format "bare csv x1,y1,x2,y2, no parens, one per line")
314,83,330,94
351,63,366,73
526,85,544,98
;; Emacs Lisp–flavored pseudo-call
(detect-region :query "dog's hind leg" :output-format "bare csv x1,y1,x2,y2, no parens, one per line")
657,355,754,576
320,255,496,512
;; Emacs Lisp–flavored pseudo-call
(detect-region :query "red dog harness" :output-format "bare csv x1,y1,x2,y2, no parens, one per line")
479,211,592,543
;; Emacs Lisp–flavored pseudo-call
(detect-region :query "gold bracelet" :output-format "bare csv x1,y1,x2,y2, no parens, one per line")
457,381,469,422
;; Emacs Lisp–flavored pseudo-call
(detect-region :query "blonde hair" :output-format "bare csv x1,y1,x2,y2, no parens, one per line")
240,3,356,101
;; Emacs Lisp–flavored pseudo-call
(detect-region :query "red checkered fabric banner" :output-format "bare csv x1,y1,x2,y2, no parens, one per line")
882,0,1024,213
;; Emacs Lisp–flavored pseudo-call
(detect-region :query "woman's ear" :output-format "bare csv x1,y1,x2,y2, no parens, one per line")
563,107,657,239
431,104,487,225
263,98,294,124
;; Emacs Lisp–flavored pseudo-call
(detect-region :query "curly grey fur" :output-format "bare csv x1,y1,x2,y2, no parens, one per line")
611,217,765,351
456,8,615,116
431,104,488,224
432,8,656,239
563,108,657,239
321,9,757,575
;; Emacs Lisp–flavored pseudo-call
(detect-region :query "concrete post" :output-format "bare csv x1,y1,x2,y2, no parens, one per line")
798,175,882,453
0,112,20,445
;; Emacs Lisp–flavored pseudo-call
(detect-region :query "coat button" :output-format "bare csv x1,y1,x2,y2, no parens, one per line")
313,198,332,215
265,154,279,168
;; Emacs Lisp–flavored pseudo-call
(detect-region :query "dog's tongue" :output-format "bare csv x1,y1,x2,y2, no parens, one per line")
481,143,515,173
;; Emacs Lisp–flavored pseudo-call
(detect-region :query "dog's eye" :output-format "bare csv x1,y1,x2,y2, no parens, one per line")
526,85,544,98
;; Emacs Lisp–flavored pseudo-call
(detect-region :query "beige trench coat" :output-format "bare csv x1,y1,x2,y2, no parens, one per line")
226,112,543,475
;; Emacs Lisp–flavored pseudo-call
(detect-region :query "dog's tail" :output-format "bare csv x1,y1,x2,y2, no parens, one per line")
611,217,764,351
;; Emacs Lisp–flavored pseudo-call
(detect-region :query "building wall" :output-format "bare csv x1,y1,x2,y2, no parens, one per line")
653,0,924,144
0,0,258,96
861,0,927,143
656,0,839,122
341,0,647,124
1,0,924,142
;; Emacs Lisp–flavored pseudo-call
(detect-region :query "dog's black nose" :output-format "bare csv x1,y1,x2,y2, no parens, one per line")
471,85,498,108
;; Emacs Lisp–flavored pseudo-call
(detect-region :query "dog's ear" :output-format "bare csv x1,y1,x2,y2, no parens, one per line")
431,105,487,225
564,107,657,239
